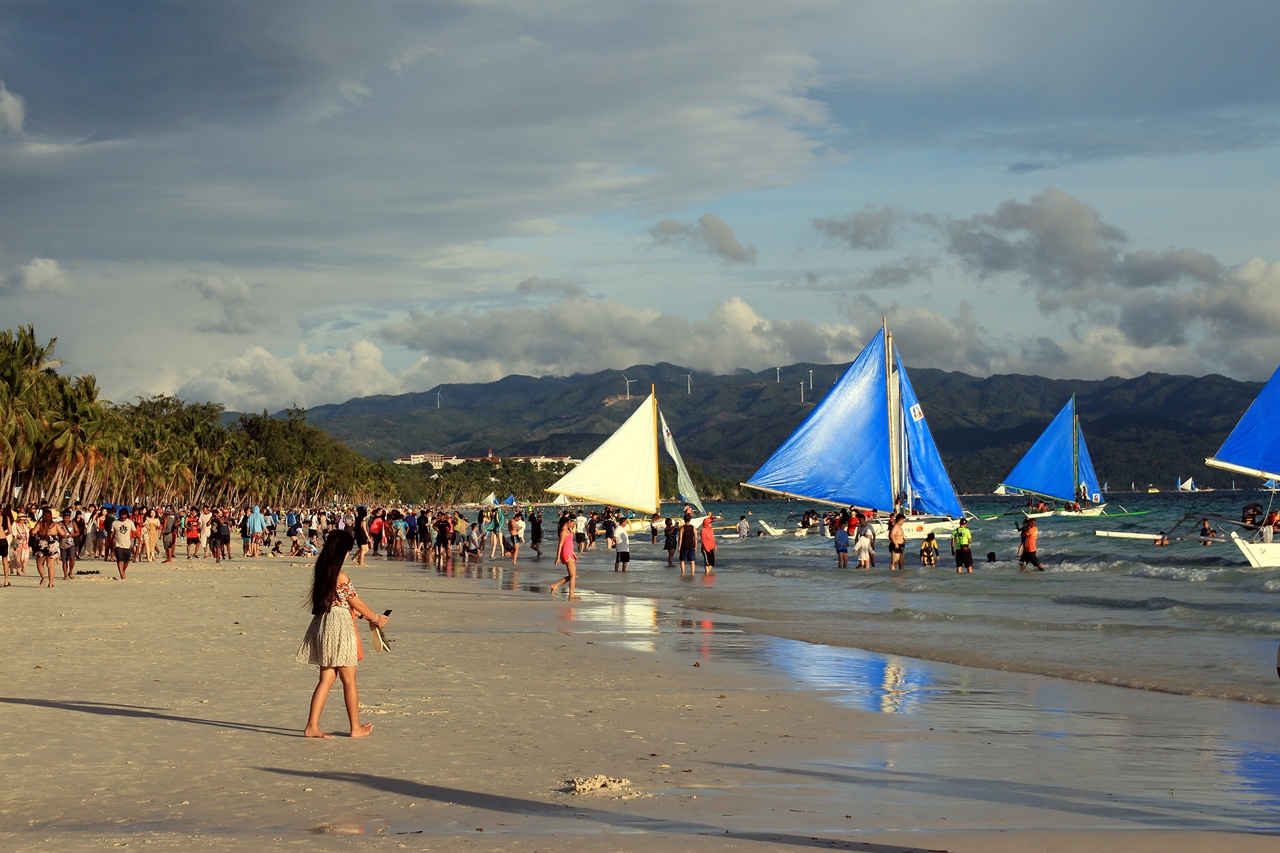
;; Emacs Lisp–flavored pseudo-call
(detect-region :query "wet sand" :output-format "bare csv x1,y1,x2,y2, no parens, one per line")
1,554,1276,851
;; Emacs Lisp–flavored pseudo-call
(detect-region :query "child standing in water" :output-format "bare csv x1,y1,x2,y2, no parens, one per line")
297,529,390,738
919,533,938,567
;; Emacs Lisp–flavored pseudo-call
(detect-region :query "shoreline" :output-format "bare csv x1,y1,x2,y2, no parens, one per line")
1,555,1277,850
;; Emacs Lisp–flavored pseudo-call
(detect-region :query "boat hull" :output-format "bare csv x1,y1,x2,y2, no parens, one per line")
759,516,959,540
1022,505,1109,519
1230,532,1280,568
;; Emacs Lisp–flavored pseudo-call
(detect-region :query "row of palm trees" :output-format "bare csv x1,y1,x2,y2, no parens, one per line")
2,326,397,509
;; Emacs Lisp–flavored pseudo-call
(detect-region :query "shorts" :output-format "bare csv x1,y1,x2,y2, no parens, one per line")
835,546,848,554
115,547,132,562
186,535,199,544
889,543,904,554
679,547,696,562
163,533,176,548
575,533,587,545
955,546,973,568
616,551,630,564
0,539,8,557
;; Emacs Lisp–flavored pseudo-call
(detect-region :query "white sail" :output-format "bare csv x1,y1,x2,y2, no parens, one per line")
551,493,570,506
546,393,661,514
660,409,705,515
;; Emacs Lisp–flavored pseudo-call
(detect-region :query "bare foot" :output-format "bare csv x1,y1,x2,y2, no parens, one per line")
568,595,581,601
303,727,335,739
350,723,374,738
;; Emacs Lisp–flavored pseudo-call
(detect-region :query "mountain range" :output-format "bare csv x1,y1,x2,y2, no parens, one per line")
288,363,1266,495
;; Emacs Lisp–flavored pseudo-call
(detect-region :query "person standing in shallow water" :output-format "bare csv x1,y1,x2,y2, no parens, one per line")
1018,519,1044,572
297,529,390,738
549,516,579,600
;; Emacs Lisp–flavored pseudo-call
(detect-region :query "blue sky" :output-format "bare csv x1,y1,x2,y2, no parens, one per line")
2,1,1277,410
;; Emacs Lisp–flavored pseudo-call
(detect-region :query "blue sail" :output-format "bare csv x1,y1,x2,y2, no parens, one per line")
1001,397,1100,504
897,354,964,517
1076,422,1102,503
1207,365,1280,481
745,328,963,516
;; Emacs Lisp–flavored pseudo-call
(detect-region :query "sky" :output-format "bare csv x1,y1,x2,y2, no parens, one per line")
2,0,1278,412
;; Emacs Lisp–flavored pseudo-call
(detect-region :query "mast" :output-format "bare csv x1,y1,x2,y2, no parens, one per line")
651,384,660,513
884,318,901,511
1071,395,1080,502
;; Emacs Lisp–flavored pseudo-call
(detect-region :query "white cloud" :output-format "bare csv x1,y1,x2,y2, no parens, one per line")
2,257,66,293
177,340,400,411
0,81,24,135
187,273,256,334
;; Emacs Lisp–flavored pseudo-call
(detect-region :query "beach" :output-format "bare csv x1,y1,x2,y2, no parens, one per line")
1,549,1276,851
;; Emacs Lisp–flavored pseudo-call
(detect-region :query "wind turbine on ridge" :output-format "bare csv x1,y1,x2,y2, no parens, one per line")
622,373,636,400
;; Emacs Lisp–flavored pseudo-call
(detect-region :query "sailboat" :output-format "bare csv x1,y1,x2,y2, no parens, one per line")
743,322,964,539
1204,364,1280,568
999,397,1142,519
1177,477,1196,492
546,388,705,530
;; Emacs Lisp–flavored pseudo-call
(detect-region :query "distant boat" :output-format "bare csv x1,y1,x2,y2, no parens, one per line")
999,397,1115,519
1204,364,1280,568
546,388,705,526
743,321,964,539
1146,485,1160,493
1177,477,1196,492
1264,478,1279,493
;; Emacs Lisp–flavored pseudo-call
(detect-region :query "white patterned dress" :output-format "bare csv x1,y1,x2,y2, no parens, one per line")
296,580,360,667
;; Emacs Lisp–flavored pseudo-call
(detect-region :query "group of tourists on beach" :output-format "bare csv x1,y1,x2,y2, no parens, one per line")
0,501,285,584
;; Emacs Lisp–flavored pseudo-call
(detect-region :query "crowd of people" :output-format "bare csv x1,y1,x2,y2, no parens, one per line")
0,499,722,587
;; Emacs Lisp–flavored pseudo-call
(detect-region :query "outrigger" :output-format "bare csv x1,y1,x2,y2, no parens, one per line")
1097,364,1280,568
1096,510,1277,569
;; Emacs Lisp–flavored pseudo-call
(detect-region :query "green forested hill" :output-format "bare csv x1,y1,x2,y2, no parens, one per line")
297,363,1266,495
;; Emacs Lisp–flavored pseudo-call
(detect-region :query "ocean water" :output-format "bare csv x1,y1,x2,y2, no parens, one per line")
470,491,1280,705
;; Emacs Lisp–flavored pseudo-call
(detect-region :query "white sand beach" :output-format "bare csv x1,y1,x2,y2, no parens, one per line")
1,553,1276,851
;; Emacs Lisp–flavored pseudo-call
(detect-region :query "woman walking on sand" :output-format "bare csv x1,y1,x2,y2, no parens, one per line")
549,516,579,600
32,508,59,588
1,506,13,586
11,511,30,576
297,529,390,738
352,506,371,566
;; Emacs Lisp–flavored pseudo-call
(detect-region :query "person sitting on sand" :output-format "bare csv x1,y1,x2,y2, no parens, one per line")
297,529,389,738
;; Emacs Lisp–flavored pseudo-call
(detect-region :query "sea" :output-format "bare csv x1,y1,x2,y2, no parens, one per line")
456,490,1280,706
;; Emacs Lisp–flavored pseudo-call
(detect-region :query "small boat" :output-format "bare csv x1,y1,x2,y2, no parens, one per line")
743,321,964,539
998,396,1139,519
1177,477,1196,492
1146,485,1160,493
546,388,706,530
1202,365,1280,567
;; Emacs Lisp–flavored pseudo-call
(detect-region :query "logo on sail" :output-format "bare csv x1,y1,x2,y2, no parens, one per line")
909,404,924,422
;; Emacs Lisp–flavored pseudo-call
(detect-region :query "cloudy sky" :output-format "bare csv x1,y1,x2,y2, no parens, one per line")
3,1,1277,411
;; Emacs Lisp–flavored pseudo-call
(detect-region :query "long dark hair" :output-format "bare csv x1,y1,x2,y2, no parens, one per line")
308,529,354,615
